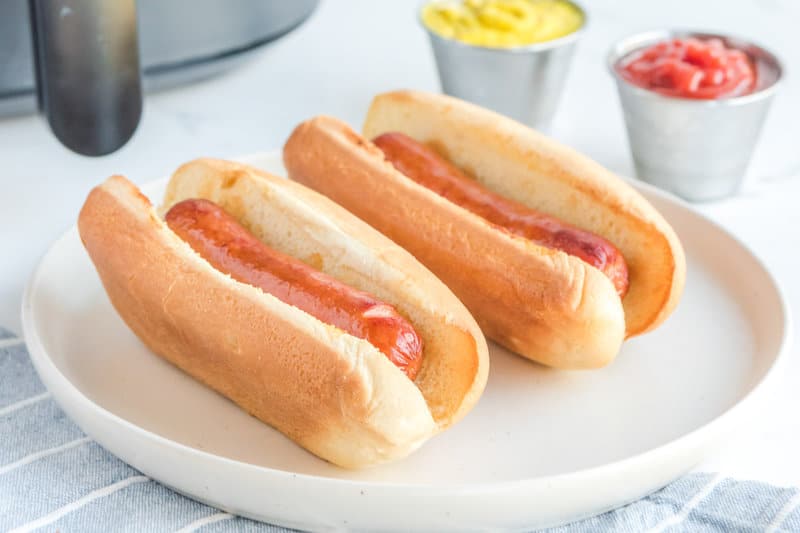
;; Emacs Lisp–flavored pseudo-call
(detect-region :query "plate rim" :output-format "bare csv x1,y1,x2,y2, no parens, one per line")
20,151,793,494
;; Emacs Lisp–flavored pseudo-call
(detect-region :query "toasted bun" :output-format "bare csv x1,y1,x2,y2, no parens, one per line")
362,90,685,339
78,160,488,468
285,118,625,368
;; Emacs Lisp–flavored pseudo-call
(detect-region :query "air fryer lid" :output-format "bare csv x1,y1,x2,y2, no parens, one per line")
19,0,318,156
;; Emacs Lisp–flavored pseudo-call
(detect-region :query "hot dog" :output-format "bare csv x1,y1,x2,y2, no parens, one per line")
283,90,686,369
78,158,489,468
165,198,423,380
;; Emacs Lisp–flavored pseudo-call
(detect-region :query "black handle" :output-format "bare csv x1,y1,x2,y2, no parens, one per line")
29,0,142,156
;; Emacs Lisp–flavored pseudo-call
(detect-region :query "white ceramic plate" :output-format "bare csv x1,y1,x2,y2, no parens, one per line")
22,152,790,531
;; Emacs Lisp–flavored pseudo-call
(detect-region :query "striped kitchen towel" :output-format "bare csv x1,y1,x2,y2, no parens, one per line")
2,328,799,532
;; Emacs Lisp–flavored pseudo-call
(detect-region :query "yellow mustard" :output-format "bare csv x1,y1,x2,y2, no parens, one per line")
422,0,584,48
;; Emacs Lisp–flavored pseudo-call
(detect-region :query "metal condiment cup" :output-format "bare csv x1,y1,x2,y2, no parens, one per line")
608,30,783,202
420,0,586,131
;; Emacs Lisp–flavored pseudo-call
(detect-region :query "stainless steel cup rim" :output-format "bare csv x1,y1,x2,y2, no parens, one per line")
607,29,784,107
418,0,587,54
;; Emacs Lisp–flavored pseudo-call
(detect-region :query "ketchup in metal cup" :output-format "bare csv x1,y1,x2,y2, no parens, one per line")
617,37,756,99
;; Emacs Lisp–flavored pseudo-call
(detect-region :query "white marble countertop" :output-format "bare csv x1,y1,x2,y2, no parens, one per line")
1,0,798,487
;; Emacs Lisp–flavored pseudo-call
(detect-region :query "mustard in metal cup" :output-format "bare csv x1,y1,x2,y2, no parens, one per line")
420,0,586,130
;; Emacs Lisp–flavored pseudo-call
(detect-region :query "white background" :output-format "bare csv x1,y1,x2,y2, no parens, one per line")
1,0,798,486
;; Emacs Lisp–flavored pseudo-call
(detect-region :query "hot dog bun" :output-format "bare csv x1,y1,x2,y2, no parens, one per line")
283,91,685,368
78,159,488,468
363,91,686,338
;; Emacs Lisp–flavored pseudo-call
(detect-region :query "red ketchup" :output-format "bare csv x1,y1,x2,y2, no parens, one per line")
617,37,756,99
